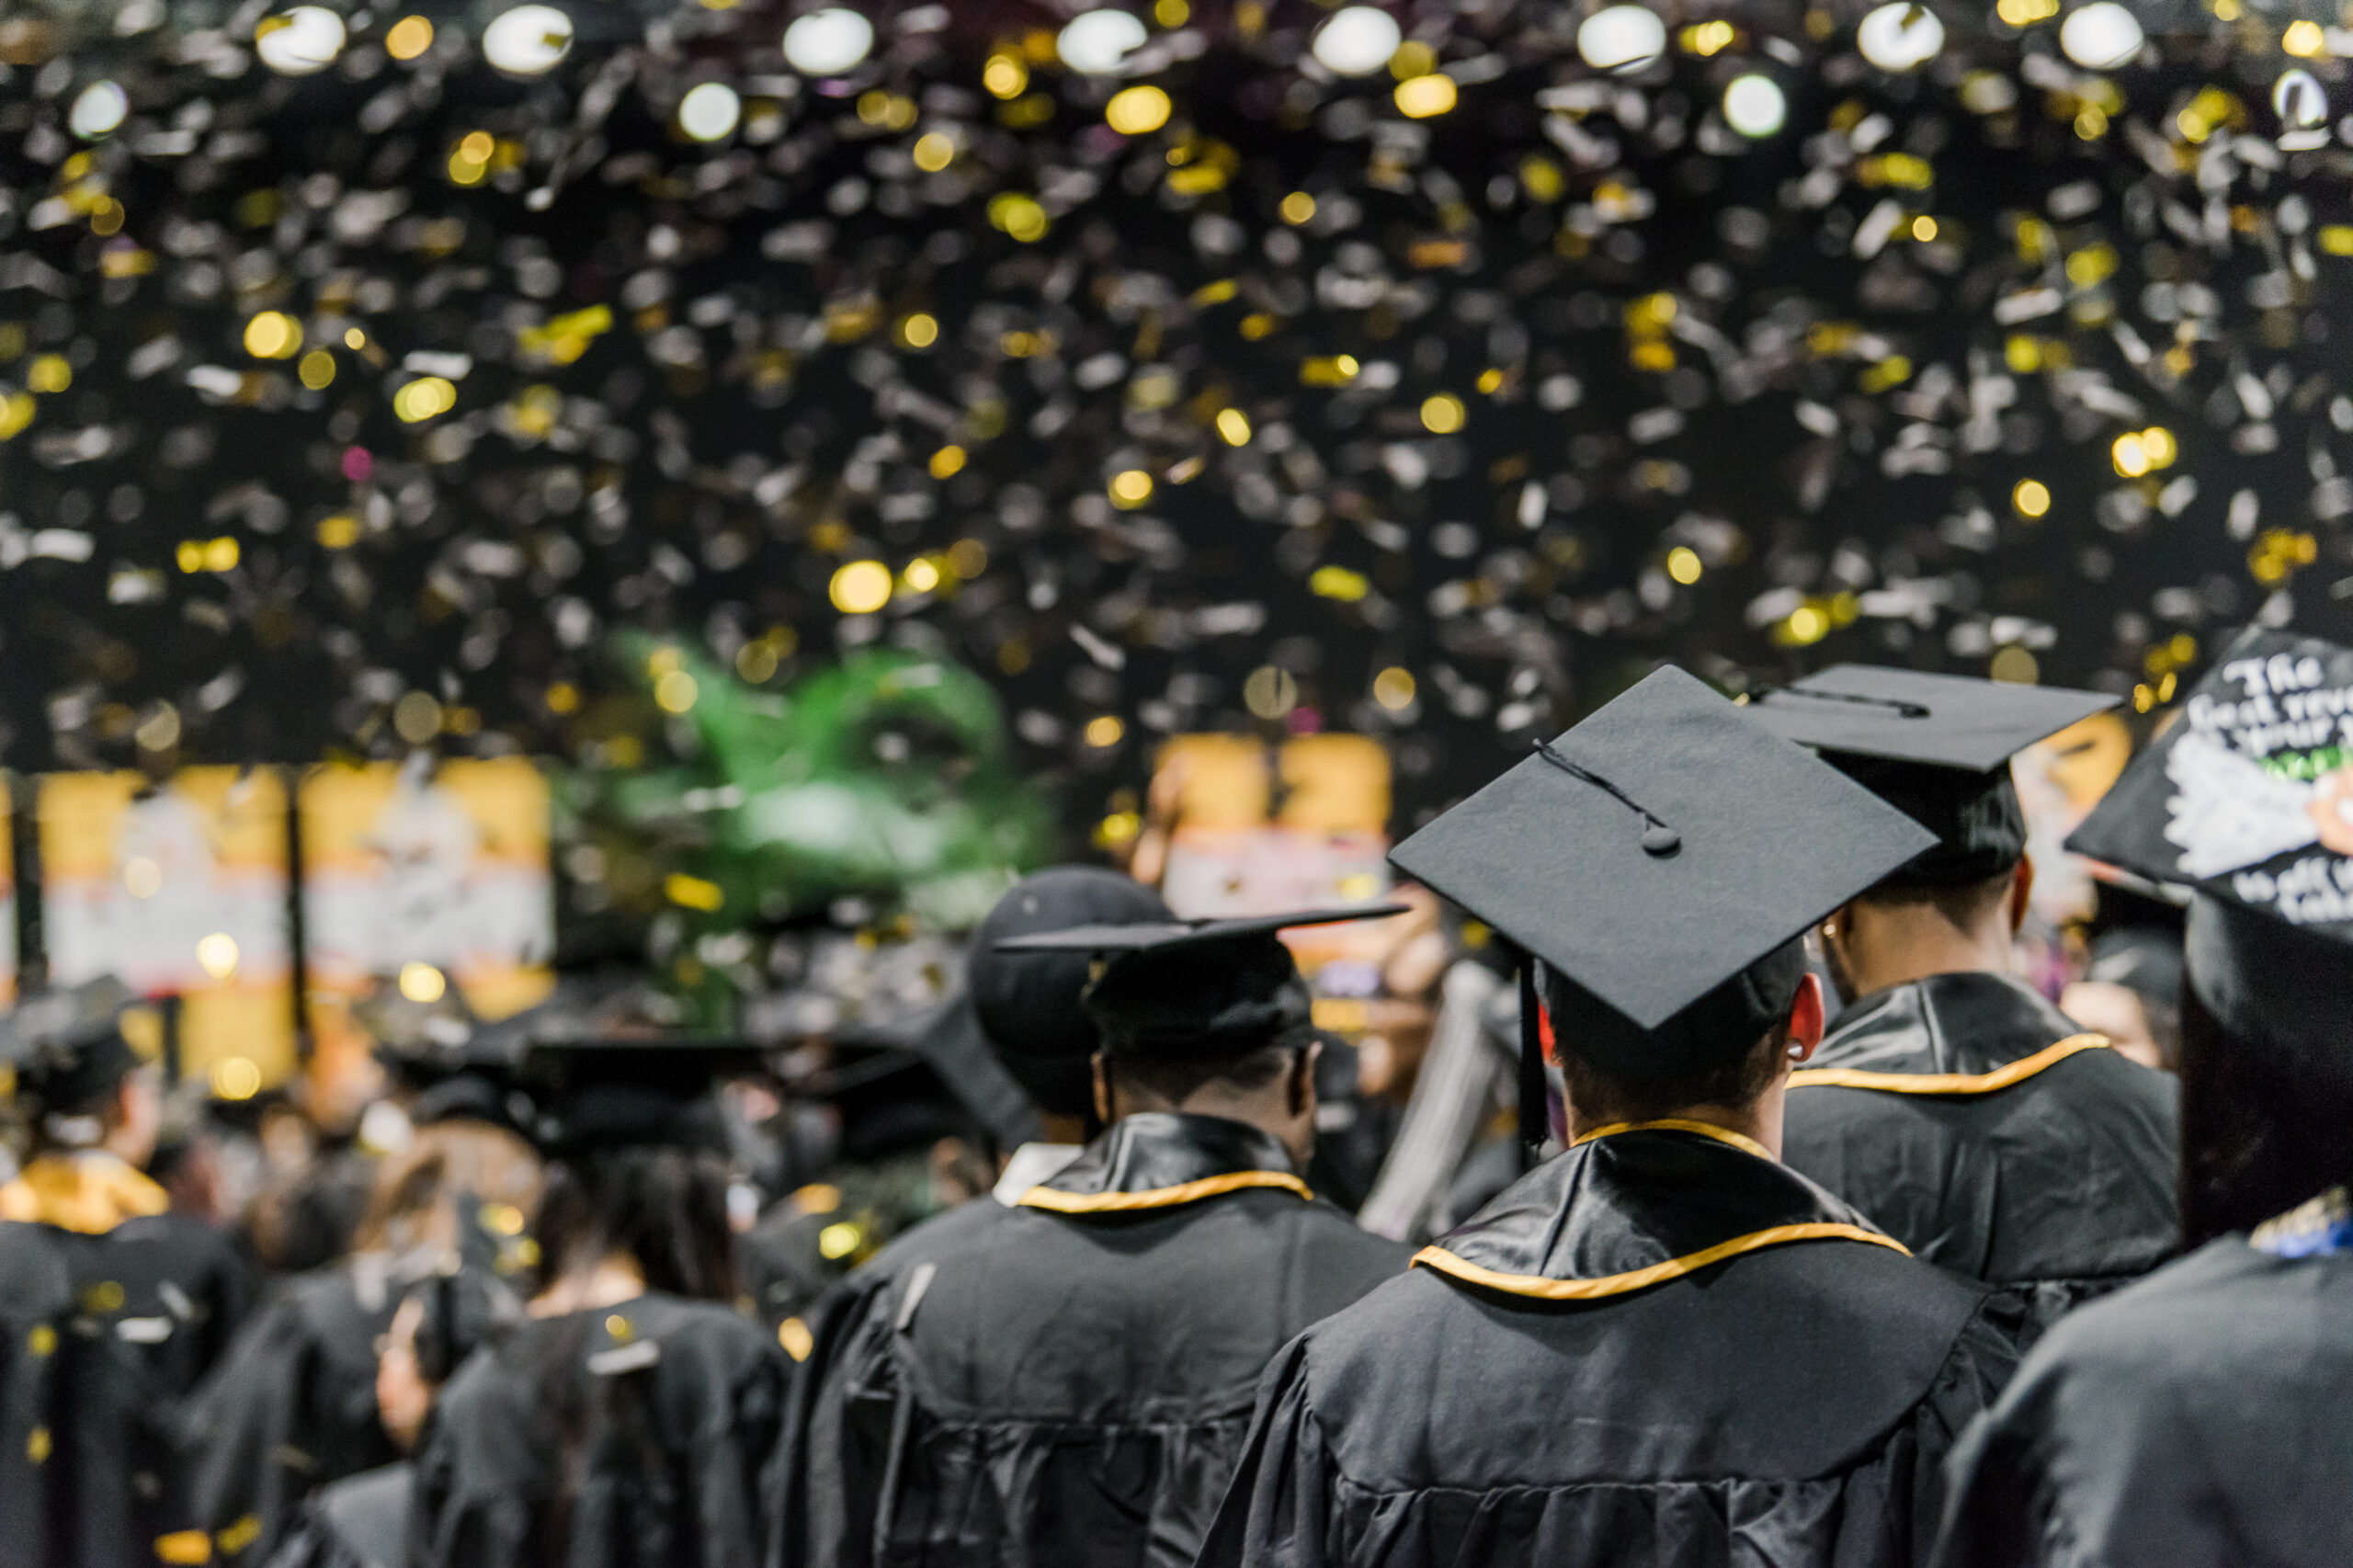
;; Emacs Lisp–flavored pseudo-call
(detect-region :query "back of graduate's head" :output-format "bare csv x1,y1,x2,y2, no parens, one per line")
1549,937,1825,1129
532,1142,737,1302
11,1006,163,1164
2176,896,2353,1244
354,1117,542,1258
1815,758,2034,998
518,1040,761,1301
1083,931,1321,1165
971,866,1172,1126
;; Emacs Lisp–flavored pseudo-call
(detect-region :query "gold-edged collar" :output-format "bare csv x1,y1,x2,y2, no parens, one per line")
0,1153,170,1235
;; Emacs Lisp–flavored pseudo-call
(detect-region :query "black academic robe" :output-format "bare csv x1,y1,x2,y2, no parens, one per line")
406,1291,786,1568
1199,1122,2026,1568
267,1465,413,1568
1934,1201,2353,1568
767,1143,1089,1566
0,1221,71,1568
1782,972,2178,1313
783,1112,1408,1568
12,1159,257,1566
178,1257,440,1562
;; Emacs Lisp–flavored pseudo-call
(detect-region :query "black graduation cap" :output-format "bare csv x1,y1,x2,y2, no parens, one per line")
491,972,767,1154
816,994,1040,1160
969,866,1173,1119
1390,665,1935,1139
346,977,534,1130
516,1037,767,1155
0,978,160,1118
2066,624,2353,1056
996,907,1405,1061
1748,665,2119,887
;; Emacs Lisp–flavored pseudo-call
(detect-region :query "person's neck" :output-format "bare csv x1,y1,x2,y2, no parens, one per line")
1567,1093,1784,1161
530,1253,646,1317
1115,1097,1302,1170
1837,919,2013,999
1035,1112,1088,1147
98,1129,150,1169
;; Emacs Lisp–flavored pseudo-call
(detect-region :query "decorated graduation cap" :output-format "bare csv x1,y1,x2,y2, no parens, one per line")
1749,665,2119,887
2066,625,2353,1061
969,867,1174,1117
996,906,1404,1061
0,978,163,1121
1392,665,1935,1143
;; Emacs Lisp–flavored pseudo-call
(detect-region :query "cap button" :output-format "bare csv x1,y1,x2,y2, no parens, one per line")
1641,824,1682,857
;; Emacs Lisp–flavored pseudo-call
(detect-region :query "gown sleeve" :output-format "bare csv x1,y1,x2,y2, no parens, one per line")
672,1314,790,1568
405,1349,545,1568
1930,1309,2214,1568
776,1276,904,1568
1193,1336,1335,1568
0,1224,68,1565
1886,1290,2029,1568
178,1290,322,1557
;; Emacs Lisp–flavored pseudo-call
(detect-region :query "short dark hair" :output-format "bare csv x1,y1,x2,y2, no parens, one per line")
1106,1041,1302,1109
1853,865,2016,930
1559,1021,1789,1127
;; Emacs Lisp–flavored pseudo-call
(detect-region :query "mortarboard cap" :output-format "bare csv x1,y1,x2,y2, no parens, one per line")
517,1038,767,1155
1392,665,1935,1102
2066,625,2353,1060
816,994,1040,1159
495,974,767,1153
1,978,161,1119
969,867,1173,1118
1750,665,2119,888
997,907,1404,1061
347,976,535,1130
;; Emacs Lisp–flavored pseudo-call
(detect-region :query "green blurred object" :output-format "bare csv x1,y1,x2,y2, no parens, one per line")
565,636,1055,1026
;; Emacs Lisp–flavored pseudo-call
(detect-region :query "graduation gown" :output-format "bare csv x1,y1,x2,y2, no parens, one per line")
264,1464,412,1568
1781,972,2178,1312
178,1256,443,1562
1,1152,256,1566
1199,1121,2026,1568
407,1290,785,1568
1933,1189,2353,1568
0,1221,71,1568
784,1112,1408,1568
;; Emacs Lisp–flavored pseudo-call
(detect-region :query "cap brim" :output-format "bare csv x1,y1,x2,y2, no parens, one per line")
1391,665,1936,1030
993,904,1408,954
1750,664,2120,771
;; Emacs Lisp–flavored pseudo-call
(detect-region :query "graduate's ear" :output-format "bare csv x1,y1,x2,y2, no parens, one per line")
1091,1052,1112,1126
1785,972,1826,1062
1288,1040,1322,1119
2006,856,2035,936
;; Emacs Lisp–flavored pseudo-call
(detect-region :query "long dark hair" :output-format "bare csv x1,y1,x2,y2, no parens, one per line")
2177,983,2353,1246
530,1145,737,1301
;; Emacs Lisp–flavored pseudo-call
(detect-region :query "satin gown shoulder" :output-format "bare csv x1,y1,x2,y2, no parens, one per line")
779,1113,1408,1568
1199,1126,2027,1568
1782,972,2178,1312
1935,1235,2353,1568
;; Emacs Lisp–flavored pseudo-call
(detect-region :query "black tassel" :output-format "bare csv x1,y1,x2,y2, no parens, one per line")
1518,955,1547,1159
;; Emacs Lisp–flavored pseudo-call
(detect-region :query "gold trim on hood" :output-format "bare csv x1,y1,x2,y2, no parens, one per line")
1016,1169,1313,1214
1788,1032,2111,1096
1413,1221,1907,1301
